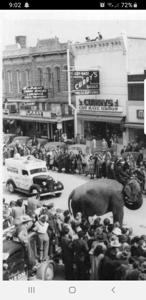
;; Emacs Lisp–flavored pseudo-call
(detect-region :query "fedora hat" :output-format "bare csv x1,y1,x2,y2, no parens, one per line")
112,228,122,236
110,239,121,248
15,215,32,225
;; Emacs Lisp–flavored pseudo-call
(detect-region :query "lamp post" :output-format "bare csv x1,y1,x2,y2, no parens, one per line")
67,46,77,139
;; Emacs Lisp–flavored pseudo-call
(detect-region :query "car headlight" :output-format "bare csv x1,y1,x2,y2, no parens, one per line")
57,183,63,189
42,181,47,186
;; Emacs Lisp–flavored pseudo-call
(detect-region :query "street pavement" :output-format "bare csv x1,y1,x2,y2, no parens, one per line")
2,167,146,236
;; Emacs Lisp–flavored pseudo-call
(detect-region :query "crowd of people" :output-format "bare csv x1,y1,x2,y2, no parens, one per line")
3,196,146,280
3,134,146,280
3,136,146,192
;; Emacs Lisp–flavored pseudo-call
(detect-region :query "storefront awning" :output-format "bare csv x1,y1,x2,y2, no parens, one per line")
124,123,144,129
3,114,74,123
78,115,124,124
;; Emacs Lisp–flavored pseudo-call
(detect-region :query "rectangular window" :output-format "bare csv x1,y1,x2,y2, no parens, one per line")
55,67,60,92
128,83,144,101
16,70,21,93
7,71,13,92
38,68,43,86
46,68,52,89
26,70,31,86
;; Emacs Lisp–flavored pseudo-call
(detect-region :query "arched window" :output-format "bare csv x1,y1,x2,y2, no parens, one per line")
63,65,68,90
55,66,60,92
25,69,31,87
7,71,13,93
16,70,21,93
37,68,43,86
46,67,52,89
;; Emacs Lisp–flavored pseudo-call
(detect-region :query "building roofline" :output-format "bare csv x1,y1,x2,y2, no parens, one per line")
73,36,122,46
128,36,146,40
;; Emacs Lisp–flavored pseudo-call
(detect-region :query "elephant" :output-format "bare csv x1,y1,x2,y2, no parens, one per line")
68,178,143,226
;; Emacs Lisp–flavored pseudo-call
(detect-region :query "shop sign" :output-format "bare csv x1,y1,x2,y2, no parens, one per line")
72,71,100,95
78,106,122,112
43,111,51,118
26,110,43,117
20,110,52,118
22,86,48,99
137,110,144,119
77,98,122,112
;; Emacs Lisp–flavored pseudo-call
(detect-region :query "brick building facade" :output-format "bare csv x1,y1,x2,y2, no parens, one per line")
3,36,75,140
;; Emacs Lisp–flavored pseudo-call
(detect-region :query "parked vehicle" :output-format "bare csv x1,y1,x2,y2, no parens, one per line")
3,133,16,146
3,233,55,280
8,136,30,148
5,155,64,197
26,137,48,149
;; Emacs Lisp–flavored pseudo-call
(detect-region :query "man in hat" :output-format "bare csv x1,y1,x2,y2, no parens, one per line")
60,226,74,280
15,215,36,274
27,193,43,218
72,230,89,280
33,214,49,262
98,240,122,280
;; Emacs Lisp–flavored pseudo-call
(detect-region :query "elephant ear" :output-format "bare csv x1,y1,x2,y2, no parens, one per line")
124,179,143,210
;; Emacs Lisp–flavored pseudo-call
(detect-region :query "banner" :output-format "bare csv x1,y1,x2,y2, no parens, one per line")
22,86,48,99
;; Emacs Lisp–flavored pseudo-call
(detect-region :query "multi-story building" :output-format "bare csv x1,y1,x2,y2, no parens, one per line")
71,34,146,146
3,36,75,140
126,70,146,146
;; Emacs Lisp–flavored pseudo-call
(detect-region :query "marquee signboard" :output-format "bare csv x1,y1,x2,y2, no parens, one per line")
22,86,48,99
72,71,100,95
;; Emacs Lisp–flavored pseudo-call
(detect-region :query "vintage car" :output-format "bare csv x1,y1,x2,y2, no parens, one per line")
3,234,55,281
8,136,30,148
5,155,64,197
26,137,48,149
3,133,16,146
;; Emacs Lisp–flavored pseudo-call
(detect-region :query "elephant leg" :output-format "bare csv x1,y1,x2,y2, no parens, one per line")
112,207,124,227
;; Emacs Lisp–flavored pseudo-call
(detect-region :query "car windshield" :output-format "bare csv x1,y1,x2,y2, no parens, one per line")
30,167,47,174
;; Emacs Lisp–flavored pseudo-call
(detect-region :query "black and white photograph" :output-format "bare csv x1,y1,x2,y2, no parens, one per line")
2,13,146,282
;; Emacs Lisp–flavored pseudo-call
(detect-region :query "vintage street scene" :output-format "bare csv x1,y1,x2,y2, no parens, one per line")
2,18,146,281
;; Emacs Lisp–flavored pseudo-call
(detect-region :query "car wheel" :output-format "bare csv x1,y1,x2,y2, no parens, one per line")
7,181,15,193
36,261,54,280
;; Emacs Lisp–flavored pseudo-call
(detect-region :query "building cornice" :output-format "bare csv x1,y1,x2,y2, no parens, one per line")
72,36,126,55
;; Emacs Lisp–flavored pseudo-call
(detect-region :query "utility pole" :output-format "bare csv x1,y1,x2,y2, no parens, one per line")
67,46,77,139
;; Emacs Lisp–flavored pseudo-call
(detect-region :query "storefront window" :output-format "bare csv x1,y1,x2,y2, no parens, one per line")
84,121,122,141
